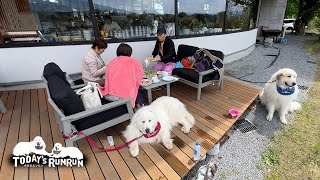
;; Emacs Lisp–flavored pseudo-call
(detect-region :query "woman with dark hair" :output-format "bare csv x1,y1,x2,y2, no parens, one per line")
98,43,145,108
82,39,108,84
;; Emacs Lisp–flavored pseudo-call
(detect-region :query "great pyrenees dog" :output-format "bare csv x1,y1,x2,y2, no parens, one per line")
259,68,301,124
123,96,195,157
13,136,50,156
50,143,83,159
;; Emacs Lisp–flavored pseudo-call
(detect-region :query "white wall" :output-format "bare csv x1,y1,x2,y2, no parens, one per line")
0,29,257,84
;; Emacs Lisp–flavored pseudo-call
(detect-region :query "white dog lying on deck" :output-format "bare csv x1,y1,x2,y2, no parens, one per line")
13,136,50,156
259,68,301,124
123,96,195,157
50,143,83,159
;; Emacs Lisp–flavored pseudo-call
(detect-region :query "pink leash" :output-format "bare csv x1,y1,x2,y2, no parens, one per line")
63,122,161,152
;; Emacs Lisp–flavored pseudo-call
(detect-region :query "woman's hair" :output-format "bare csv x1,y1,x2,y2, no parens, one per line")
91,39,108,49
116,43,132,57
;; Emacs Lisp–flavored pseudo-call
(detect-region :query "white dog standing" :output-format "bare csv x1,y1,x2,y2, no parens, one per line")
51,143,83,159
123,96,195,157
13,136,50,156
259,68,302,124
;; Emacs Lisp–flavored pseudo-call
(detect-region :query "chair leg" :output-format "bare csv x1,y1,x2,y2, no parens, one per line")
0,99,7,113
65,139,74,147
219,78,224,90
197,87,201,100
63,121,74,147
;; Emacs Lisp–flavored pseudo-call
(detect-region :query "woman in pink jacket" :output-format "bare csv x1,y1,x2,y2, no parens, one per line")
82,39,107,85
98,43,145,108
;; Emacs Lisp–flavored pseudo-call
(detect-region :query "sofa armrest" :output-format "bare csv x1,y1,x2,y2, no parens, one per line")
71,84,86,90
61,98,132,122
198,69,215,76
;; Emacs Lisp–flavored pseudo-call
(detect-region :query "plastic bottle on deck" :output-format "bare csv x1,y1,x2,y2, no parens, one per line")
194,141,200,160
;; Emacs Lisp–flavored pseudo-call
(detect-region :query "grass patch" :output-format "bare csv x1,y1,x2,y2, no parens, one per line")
262,149,280,166
265,40,320,179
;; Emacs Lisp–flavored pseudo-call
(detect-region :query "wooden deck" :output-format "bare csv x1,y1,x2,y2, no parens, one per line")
0,77,262,180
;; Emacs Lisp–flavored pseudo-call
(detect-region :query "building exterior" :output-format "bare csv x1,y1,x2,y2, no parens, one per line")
0,0,262,85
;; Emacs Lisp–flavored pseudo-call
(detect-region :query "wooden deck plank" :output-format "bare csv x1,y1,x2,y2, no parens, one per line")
153,89,229,137
105,128,151,180
85,134,120,180
96,130,135,180
176,82,249,111
0,91,16,172
14,90,31,180
171,83,243,123
76,138,105,180
113,124,167,180
0,77,262,180
47,93,77,180
38,89,59,180
29,89,44,180
0,91,22,179
120,123,181,180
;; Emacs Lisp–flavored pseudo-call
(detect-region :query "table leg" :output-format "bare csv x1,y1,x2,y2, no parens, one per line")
147,89,152,104
166,84,170,96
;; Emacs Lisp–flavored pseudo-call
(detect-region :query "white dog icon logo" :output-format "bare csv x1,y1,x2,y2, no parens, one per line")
13,136,50,156
51,143,83,160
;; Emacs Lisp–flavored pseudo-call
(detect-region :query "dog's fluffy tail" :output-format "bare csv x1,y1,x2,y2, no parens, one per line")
185,111,195,126
288,101,302,113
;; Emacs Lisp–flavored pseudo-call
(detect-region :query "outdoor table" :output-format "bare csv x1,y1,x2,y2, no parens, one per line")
140,76,179,104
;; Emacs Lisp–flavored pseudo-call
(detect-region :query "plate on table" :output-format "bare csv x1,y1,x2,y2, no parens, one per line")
141,79,152,87
162,76,178,82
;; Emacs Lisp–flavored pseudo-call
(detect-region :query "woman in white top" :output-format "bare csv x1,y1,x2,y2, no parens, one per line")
103,15,121,31
82,39,107,85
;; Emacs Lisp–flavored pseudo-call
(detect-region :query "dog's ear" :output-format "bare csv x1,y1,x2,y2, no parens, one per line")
276,73,283,80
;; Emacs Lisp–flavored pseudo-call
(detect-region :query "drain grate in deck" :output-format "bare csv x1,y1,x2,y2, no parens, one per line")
234,118,257,133
298,85,309,91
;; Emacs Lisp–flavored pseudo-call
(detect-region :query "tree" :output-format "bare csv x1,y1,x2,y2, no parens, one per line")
285,0,320,25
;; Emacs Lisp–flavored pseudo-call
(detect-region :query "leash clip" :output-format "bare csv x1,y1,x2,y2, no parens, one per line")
63,130,78,139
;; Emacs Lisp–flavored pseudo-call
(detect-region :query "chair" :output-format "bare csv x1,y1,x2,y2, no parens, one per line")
43,62,85,89
42,65,134,147
172,44,224,100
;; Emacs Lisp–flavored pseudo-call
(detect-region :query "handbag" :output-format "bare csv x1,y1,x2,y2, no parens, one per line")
76,82,102,110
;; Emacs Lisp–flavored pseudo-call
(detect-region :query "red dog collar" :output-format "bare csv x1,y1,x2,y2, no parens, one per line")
143,122,161,138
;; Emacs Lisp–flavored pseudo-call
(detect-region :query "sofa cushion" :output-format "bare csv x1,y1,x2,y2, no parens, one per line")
43,62,67,83
72,101,128,131
172,68,220,84
176,44,224,62
47,75,85,116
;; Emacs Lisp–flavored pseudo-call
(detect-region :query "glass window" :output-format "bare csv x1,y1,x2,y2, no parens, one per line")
0,0,94,44
225,0,251,32
93,0,175,40
177,0,226,36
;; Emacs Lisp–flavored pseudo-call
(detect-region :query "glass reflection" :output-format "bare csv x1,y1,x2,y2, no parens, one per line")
177,0,226,35
93,0,175,39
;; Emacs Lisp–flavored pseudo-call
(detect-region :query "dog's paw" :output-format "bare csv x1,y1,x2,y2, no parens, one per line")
280,118,287,124
163,139,173,150
129,147,139,157
181,126,190,133
266,114,273,121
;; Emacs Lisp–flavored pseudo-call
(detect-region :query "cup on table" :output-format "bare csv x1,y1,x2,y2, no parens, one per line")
151,76,160,83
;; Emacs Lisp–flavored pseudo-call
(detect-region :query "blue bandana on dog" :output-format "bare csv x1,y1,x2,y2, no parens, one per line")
277,85,295,95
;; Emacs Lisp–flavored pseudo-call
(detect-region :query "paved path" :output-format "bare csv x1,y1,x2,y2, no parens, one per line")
211,35,318,180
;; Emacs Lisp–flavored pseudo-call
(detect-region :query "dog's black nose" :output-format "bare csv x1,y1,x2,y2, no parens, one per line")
292,82,296,86
37,142,40,145
145,128,150,133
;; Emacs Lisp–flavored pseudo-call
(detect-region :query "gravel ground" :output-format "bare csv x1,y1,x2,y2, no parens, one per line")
183,35,318,180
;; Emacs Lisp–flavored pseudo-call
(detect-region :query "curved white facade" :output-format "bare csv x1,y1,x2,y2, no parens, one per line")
0,28,257,85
